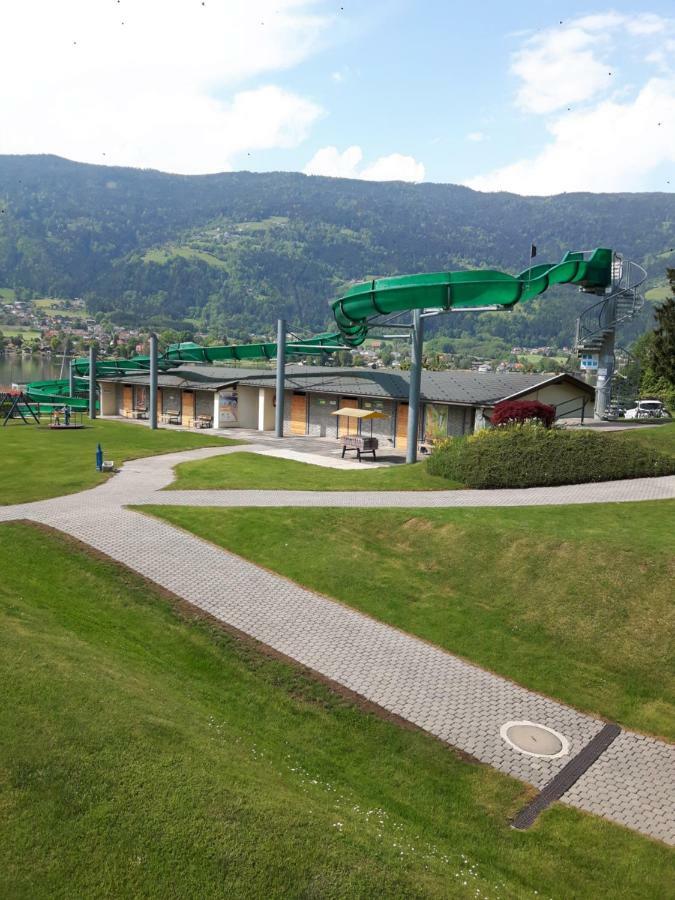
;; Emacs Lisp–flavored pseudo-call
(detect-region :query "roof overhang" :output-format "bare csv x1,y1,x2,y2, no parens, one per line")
497,373,595,404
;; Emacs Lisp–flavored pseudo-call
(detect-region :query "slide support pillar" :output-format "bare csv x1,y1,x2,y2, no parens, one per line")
69,360,75,398
88,345,97,420
593,294,616,420
406,308,424,464
275,319,286,438
149,333,158,430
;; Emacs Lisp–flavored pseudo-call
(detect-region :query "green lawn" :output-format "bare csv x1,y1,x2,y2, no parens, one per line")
1,522,671,898
611,422,675,456
1,326,41,339
169,451,457,491
0,418,239,505
145,501,675,740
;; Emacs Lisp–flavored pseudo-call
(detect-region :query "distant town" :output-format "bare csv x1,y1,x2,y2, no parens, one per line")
0,292,577,376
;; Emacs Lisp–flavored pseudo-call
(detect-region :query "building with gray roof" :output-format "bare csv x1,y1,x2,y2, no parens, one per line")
98,364,594,445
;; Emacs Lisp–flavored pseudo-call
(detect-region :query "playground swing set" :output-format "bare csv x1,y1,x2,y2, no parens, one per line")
1,387,86,429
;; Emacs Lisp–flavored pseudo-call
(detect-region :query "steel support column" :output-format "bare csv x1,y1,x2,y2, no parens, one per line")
69,360,75,398
593,295,617,420
149,333,158,430
88,345,97,419
275,319,286,438
406,308,424,463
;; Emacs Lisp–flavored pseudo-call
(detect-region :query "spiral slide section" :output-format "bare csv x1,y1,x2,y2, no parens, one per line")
331,248,613,347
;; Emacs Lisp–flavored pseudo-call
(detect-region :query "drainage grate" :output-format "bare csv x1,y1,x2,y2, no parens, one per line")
511,723,622,830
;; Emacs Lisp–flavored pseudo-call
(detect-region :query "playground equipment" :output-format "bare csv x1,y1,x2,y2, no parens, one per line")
49,406,85,429
1,388,40,426
25,248,619,458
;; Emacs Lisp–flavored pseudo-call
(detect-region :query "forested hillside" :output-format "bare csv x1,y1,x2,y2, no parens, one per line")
1,154,674,345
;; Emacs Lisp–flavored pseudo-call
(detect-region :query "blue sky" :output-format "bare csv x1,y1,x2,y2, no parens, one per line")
2,1,674,194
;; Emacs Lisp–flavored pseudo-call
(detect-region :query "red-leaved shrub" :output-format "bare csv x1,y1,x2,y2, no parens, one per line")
490,400,556,428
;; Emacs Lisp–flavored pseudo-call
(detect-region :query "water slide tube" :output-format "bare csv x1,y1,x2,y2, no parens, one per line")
26,249,613,407
331,248,613,347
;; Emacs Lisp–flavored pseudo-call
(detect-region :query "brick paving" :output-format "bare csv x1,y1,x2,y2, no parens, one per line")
1,445,673,844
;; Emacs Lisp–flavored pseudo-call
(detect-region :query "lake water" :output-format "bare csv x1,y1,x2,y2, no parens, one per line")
0,353,68,386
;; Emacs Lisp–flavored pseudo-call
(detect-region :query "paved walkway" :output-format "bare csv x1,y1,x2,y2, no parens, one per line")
1,445,673,845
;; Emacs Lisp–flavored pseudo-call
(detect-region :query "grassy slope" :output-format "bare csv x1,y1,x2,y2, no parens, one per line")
169,451,456,491
612,422,675,456
146,501,675,740
0,419,238,505
1,522,671,899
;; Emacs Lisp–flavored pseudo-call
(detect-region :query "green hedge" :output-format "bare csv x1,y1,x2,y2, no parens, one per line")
426,425,675,489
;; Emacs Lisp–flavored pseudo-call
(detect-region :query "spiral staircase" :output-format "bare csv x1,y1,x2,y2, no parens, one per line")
574,254,647,417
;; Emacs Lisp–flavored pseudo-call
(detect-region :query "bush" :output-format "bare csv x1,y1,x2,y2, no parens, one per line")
491,399,556,428
426,424,675,489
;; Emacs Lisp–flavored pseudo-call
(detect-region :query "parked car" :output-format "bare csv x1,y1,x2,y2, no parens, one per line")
602,402,626,420
624,399,671,420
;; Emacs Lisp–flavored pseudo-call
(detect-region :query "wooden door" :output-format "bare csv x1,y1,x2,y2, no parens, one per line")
122,385,133,414
182,391,195,426
338,397,358,437
396,402,409,446
290,394,307,435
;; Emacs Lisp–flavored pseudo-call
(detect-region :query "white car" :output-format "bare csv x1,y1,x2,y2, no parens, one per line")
624,399,671,420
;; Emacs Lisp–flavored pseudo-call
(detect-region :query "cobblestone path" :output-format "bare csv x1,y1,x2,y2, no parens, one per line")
1,446,673,844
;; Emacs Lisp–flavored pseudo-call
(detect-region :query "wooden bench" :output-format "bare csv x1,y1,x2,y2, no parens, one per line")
160,412,181,425
194,415,213,429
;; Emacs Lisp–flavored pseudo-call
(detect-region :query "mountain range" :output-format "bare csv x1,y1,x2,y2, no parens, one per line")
1,154,674,348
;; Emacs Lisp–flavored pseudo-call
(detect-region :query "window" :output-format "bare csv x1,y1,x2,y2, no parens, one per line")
133,385,148,410
425,404,448,439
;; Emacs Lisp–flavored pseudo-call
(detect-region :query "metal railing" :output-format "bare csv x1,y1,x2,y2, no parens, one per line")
575,258,646,350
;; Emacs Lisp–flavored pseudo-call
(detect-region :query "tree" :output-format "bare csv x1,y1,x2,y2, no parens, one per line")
651,275,675,383
491,400,556,428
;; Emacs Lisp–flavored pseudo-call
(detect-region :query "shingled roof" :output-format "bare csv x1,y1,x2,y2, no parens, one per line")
101,364,592,406
239,366,594,406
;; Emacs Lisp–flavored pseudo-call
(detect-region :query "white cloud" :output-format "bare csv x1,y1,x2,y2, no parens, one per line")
303,145,424,181
467,12,675,194
0,0,330,173
625,13,668,36
511,12,673,115
466,77,675,195
466,131,485,142
512,24,615,114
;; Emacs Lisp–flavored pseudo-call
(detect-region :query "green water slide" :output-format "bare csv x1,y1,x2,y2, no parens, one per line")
25,333,344,406
331,248,613,347
26,248,613,407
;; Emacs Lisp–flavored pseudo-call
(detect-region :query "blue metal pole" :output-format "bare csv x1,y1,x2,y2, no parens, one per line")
275,319,285,438
406,308,424,463
149,333,158,430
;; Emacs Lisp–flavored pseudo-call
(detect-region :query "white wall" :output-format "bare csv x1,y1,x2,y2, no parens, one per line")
519,382,592,418
100,381,118,416
258,387,275,431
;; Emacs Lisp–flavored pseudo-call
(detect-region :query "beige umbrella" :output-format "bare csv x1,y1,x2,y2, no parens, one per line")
331,406,387,437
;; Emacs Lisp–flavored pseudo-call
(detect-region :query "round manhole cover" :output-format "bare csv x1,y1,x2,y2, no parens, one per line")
500,721,570,759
